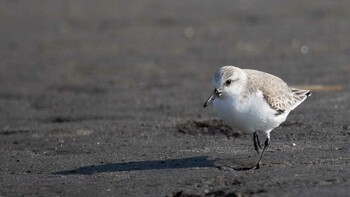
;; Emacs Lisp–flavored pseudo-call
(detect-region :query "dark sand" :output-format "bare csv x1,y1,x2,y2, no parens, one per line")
0,1,350,196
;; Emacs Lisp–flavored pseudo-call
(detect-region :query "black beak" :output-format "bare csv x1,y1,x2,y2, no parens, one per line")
203,89,221,108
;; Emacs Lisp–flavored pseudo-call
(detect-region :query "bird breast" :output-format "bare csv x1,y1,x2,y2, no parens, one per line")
212,90,288,133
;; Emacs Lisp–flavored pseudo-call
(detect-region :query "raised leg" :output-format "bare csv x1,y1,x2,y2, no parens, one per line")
255,137,270,169
253,132,262,154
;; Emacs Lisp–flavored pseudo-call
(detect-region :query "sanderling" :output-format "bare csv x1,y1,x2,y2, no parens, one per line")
203,65,311,169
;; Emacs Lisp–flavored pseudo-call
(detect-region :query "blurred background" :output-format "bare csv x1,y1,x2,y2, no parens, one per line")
1,0,349,124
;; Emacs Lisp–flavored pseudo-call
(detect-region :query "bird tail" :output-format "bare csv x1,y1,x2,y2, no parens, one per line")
290,88,311,110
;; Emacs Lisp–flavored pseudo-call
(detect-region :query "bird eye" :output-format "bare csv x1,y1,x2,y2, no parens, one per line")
225,79,232,85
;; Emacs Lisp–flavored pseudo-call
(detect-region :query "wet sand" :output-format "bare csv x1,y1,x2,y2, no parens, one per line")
1,1,350,196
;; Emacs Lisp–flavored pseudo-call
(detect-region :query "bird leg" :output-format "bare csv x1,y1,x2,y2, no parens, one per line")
255,137,270,169
253,132,262,154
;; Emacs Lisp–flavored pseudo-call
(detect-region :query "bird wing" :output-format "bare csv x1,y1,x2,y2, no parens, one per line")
244,69,309,115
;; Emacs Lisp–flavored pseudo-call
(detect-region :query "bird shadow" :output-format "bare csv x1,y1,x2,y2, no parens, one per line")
53,156,217,175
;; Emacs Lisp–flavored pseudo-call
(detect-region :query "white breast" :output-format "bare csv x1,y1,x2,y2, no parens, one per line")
212,90,289,134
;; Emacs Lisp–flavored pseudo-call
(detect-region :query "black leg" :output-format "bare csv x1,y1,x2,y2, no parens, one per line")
253,132,262,154
255,137,270,169
256,133,262,149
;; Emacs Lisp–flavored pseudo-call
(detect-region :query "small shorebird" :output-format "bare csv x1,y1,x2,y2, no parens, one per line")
203,66,311,169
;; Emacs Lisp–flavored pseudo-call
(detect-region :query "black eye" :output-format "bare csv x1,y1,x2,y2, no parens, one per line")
225,79,232,85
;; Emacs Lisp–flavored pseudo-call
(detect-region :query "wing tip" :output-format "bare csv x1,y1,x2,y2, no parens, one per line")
305,91,312,97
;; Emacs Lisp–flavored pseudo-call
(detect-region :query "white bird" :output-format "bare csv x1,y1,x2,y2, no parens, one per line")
203,66,311,169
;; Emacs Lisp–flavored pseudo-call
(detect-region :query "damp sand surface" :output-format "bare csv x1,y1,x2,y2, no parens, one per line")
1,1,350,196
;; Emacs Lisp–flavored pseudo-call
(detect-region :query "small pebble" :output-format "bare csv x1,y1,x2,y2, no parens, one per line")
292,143,296,146
301,45,309,54
184,27,195,38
